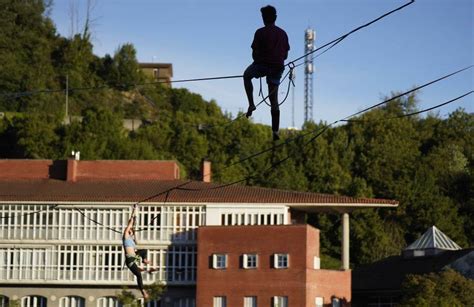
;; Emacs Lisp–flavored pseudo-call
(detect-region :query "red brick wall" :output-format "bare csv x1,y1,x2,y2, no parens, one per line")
0,159,180,181
196,225,319,307
0,160,54,180
307,269,352,306
75,160,180,180
306,226,320,269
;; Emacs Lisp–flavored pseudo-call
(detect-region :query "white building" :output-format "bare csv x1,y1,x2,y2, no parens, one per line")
0,159,397,307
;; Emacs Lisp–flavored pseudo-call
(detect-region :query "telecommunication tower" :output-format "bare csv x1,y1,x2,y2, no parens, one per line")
304,27,315,123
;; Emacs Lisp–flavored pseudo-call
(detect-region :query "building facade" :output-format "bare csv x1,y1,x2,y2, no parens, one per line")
196,225,351,306
139,63,173,86
0,159,398,307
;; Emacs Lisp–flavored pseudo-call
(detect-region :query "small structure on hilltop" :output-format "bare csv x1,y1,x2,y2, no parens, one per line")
139,62,173,86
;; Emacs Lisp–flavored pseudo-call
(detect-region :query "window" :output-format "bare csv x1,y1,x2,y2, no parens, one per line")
59,296,85,307
315,297,323,307
414,250,425,257
313,256,320,269
274,254,289,269
243,254,257,269
213,296,226,307
0,296,9,307
331,298,340,307
21,296,47,307
165,245,197,282
96,297,120,307
243,296,257,307
173,298,195,307
272,296,287,307
212,254,227,269
367,295,397,307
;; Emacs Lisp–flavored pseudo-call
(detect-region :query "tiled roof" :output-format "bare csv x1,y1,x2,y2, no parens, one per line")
0,179,398,206
405,226,461,251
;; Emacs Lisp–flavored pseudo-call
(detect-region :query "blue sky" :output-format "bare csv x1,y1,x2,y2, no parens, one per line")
50,0,473,128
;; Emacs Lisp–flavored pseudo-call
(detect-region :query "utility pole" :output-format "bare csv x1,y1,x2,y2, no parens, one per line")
291,70,296,128
65,75,69,124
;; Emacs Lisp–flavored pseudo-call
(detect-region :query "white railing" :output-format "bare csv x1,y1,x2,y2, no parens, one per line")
0,204,205,243
0,245,197,284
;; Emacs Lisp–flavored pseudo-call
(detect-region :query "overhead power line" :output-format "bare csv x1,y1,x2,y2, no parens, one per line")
287,0,415,66
0,90,470,225
342,90,473,123
176,89,472,193
0,0,415,99
222,65,473,169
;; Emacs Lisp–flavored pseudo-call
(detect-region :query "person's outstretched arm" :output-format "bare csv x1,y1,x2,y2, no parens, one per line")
124,205,137,235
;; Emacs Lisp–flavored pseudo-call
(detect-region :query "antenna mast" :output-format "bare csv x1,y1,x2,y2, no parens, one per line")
304,27,315,123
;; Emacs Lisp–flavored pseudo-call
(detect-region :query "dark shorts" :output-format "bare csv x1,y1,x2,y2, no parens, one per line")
244,63,284,85
125,249,147,269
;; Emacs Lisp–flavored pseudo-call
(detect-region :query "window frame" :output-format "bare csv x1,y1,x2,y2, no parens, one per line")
243,296,257,307
213,296,227,307
272,296,288,307
212,254,227,269
273,253,289,269
243,254,258,269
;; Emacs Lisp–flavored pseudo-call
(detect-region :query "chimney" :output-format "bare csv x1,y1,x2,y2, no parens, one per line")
67,159,77,182
201,160,211,183
67,151,80,182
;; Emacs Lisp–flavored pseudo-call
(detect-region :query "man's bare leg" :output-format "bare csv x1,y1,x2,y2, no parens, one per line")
244,73,257,117
269,83,280,140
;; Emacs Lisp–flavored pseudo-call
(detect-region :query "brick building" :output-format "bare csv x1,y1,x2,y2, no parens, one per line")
0,159,398,307
197,225,351,306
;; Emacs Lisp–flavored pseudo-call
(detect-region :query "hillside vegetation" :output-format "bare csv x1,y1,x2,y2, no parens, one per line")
0,0,472,267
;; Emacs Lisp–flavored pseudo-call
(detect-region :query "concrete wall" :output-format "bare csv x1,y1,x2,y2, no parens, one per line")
0,285,195,307
63,116,144,131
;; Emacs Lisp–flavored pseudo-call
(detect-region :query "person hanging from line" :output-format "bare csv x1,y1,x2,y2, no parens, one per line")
123,204,155,300
244,5,290,141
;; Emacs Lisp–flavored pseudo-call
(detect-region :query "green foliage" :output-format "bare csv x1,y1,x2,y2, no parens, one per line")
399,269,474,306
116,282,166,306
320,254,341,270
0,0,58,111
351,210,405,264
8,299,20,307
12,113,62,159
102,44,145,90
116,288,138,306
1,0,473,270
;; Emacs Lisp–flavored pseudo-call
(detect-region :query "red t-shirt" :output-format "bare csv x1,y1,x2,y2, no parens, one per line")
251,24,290,67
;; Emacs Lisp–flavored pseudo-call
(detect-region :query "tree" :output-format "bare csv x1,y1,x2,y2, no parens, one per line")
116,281,166,306
399,269,474,306
13,114,62,159
0,114,61,159
60,106,128,159
351,210,405,264
0,0,59,111
106,44,145,90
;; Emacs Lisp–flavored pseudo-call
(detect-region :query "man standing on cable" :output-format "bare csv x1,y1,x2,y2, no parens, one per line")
123,204,155,300
244,5,290,141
